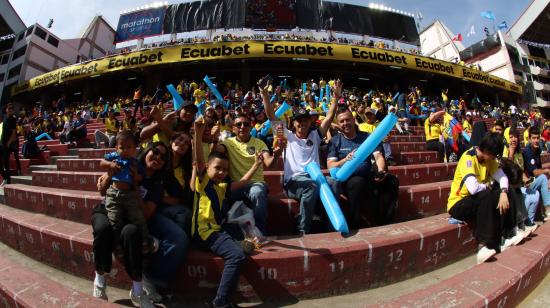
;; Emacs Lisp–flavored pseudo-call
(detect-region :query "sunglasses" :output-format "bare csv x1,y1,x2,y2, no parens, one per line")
235,121,251,128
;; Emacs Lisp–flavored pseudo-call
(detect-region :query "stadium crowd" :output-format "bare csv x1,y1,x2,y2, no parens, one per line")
1,76,549,307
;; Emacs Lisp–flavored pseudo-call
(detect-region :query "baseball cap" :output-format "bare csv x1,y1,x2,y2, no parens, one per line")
180,100,198,113
466,111,472,116
292,108,311,121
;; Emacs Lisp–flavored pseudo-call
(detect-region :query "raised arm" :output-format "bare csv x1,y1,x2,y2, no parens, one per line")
428,110,445,123
260,79,276,121
319,79,342,137
193,116,206,176
231,152,263,190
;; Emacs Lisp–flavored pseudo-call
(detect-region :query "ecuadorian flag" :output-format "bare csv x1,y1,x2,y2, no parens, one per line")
443,113,463,153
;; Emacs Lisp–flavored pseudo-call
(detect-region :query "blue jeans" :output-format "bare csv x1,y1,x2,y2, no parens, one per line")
159,204,192,234
529,174,550,207
197,230,246,306
231,182,268,234
146,211,190,287
382,142,392,160
521,187,540,224
285,175,319,233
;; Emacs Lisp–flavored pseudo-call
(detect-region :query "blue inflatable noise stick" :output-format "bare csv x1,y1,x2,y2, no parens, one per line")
275,101,291,119
35,132,53,141
196,100,206,117
305,162,349,234
392,92,400,102
462,131,471,142
203,75,225,103
302,83,307,95
320,87,324,100
258,102,291,136
325,84,331,100
331,113,398,182
283,78,287,90
166,84,184,110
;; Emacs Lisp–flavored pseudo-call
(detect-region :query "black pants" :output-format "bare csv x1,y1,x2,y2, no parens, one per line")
91,204,142,281
338,174,399,229
426,139,446,162
68,129,86,143
2,142,20,183
449,189,504,250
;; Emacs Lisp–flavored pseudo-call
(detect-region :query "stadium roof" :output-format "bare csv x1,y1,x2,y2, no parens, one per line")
508,0,550,45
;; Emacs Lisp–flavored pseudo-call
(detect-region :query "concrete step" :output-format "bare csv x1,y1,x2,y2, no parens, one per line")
372,221,550,307
0,203,476,300
49,155,79,165
29,165,58,172
0,240,118,307
10,175,32,186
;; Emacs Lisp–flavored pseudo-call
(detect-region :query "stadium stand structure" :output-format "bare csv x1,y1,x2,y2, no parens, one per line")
0,107,549,307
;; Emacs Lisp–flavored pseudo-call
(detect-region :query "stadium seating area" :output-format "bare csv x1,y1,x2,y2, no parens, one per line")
1,108,549,306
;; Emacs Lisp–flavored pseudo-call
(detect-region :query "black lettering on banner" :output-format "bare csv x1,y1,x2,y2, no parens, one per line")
60,63,99,80
264,43,334,57
350,48,407,65
414,58,454,74
181,44,251,59
108,51,164,69
34,71,60,87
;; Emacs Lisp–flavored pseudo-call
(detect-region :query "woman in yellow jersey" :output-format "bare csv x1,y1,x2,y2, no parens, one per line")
447,132,510,264
424,110,446,162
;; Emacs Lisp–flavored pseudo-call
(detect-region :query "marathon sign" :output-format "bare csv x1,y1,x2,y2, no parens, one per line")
12,41,523,96
115,7,165,43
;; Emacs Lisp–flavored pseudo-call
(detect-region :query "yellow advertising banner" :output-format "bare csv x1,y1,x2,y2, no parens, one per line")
12,41,522,96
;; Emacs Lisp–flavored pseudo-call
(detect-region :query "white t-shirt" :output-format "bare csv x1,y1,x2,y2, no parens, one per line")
509,105,517,114
283,127,322,184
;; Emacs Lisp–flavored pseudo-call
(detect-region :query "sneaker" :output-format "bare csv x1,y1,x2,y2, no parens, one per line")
142,276,163,304
501,233,523,252
476,246,497,264
130,288,155,308
93,283,108,300
525,224,538,236
238,240,256,255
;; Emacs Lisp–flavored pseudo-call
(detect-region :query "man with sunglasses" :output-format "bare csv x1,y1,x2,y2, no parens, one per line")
262,79,340,235
215,113,282,235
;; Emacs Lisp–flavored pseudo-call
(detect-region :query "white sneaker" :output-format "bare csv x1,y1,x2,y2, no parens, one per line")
93,283,108,300
130,288,155,308
477,246,497,264
525,224,538,236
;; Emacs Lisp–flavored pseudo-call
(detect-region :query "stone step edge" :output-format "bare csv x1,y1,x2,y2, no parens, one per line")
0,244,118,307
0,202,476,300
370,222,550,307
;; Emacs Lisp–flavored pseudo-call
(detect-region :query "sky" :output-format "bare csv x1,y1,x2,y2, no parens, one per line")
9,0,532,47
